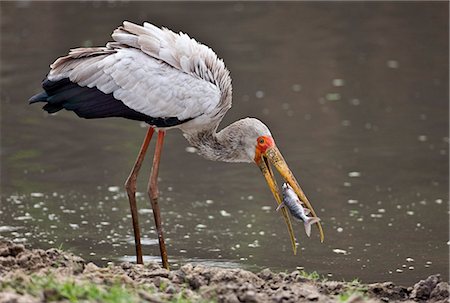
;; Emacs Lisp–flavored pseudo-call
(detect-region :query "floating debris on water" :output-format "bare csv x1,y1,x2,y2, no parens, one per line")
332,79,345,87
30,193,44,198
387,60,399,69
406,211,414,216
69,223,80,229
248,240,260,248
139,238,158,245
341,120,351,127
350,98,360,106
349,210,359,217
195,224,207,230
406,257,414,262
15,214,33,221
292,84,302,92
138,209,153,214
435,199,443,204
261,206,271,211
348,172,361,177
418,135,427,142
326,93,341,101
220,210,231,217
332,248,347,255
255,90,265,99
336,227,344,233
0,226,21,232
107,186,120,193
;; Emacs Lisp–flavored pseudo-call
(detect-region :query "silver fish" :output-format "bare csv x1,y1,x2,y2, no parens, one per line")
277,183,321,237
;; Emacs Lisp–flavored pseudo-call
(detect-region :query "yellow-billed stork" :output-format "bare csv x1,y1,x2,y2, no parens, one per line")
30,21,324,269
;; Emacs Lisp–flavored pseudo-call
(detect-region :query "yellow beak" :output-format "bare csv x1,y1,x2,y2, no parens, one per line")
257,145,324,254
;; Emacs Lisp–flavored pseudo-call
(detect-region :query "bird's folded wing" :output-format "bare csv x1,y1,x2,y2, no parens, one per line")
112,21,224,86
48,47,221,121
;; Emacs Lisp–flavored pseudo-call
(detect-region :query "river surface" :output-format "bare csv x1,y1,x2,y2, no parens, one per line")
1,2,448,285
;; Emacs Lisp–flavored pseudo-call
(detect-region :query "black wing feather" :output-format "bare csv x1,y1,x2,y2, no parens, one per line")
29,78,193,128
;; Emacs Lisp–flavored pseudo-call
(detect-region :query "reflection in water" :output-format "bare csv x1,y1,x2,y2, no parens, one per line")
1,2,448,284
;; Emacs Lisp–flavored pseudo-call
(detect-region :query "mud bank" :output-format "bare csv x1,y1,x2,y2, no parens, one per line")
0,241,448,303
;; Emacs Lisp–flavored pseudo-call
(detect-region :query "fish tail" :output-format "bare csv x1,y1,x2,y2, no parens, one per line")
276,202,285,212
304,217,321,237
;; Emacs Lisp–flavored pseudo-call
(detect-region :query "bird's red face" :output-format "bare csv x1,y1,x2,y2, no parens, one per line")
253,135,324,254
254,136,275,162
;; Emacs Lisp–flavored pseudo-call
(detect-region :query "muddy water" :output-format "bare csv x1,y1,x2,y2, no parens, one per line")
1,2,448,285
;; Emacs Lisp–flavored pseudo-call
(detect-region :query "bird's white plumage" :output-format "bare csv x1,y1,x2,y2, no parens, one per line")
48,21,232,128
34,21,323,259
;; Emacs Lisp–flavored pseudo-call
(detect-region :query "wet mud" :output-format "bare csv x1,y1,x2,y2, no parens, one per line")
0,241,448,303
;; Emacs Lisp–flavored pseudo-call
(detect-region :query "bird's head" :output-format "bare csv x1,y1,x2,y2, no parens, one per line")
240,118,324,252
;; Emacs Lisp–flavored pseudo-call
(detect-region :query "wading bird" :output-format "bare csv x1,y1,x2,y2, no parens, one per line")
30,21,324,269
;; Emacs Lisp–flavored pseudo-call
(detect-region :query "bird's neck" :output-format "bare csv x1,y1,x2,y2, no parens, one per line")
184,121,252,163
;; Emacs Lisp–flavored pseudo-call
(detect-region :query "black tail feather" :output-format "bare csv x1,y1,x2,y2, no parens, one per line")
42,103,64,114
29,91,49,104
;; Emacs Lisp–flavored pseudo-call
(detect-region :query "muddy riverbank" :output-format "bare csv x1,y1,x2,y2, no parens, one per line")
0,241,448,303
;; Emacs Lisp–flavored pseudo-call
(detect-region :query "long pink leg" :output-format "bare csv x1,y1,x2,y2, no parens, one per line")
125,127,154,264
147,130,169,269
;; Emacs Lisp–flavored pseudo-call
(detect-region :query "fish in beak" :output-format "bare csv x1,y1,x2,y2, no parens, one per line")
254,135,324,254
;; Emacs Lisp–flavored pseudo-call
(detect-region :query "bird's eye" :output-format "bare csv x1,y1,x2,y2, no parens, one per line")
258,138,265,145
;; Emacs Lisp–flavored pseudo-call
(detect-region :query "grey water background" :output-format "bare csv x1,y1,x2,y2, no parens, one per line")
1,2,448,285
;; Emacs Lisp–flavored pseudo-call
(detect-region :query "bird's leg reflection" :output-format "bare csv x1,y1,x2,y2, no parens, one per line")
125,127,155,264
148,130,169,269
